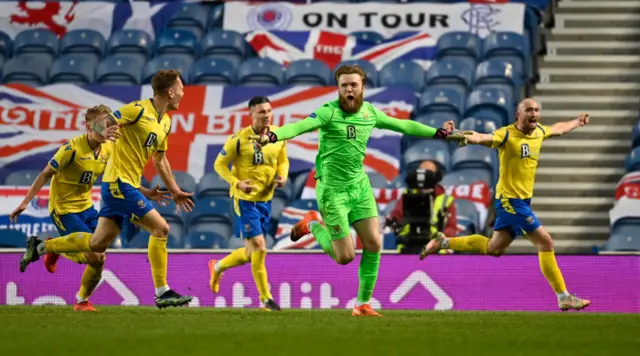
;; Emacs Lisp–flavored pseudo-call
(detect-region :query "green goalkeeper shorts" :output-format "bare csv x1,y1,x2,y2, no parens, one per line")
316,175,378,240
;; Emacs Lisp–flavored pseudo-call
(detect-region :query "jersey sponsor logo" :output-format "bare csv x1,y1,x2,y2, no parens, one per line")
346,125,357,139
79,171,93,184
520,143,530,158
144,133,158,147
253,151,265,165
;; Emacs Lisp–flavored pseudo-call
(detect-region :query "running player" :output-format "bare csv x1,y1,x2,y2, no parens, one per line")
19,69,195,309
209,96,287,311
421,98,591,311
10,105,170,311
250,65,467,316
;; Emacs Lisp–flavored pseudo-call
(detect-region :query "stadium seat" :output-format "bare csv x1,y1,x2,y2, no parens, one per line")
455,199,481,235
285,59,331,86
388,173,406,189
271,195,288,221
227,236,244,249
0,229,27,248
95,55,142,85
632,121,640,148
626,147,640,172
129,231,183,249
425,59,473,96
2,55,49,86
403,140,450,172
3,169,43,186
441,170,486,188
482,31,530,81
208,4,224,30
367,171,389,189
459,117,499,134
48,55,96,85
106,30,153,65
290,170,311,200
606,222,640,251
142,56,190,84
0,31,12,68
417,87,464,122
196,172,230,198
153,200,183,223
435,32,482,70
379,60,425,92
414,113,457,130
450,168,493,187
190,57,236,85
167,3,209,39
201,30,246,68
474,59,522,100
190,197,233,224
333,59,378,87
383,233,397,250
184,231,228,249
451,145,496,174
237,58,283,86
289,199,319,211
60,29,106,64
350,31,385,44
13,29,58,66
464,88,513,128
154,29,199,66
151,171,196,193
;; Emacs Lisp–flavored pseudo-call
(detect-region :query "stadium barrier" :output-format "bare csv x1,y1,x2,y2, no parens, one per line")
1,250,638,312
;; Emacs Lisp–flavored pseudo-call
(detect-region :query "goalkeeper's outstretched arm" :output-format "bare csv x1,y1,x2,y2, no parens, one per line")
375,114,468,145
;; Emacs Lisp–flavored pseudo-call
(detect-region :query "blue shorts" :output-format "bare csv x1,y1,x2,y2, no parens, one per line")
493,197,541,238
99,180,154,230
50,206,99,235
234,199,271,239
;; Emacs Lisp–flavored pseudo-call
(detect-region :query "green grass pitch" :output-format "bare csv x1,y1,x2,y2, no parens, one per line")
0,306,638,356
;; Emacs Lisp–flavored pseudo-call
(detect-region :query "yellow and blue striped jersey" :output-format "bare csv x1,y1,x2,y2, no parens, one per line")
103,99,171,188
214,125,289,202
491,124,552,199
48,134,112,215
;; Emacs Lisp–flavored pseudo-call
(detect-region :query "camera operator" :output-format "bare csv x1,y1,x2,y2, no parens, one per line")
385,160,457,254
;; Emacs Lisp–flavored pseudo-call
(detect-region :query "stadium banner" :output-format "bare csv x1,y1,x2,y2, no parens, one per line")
0,187,101,236
223,2,525,39
0,84,414,184
0,253,637,312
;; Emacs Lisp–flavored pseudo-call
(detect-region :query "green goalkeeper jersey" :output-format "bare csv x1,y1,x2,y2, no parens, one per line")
274,99,438,186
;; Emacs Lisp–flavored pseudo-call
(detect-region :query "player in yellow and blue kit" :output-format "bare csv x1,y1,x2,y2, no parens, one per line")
210,96,288,311
19,70,195,309
10,105,169,311
421,98,591,311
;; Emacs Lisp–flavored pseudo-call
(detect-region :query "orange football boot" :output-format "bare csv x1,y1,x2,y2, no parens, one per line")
290,211,322,242
208,259,223,293
352,304,382,317
74,301,98,312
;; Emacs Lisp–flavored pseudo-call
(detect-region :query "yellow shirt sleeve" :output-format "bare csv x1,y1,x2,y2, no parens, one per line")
48,141,75,172
539,124,553,140
157,117,171,152
276,142,289,180
213,134,240,188
111,101,145,125
490,127,509,149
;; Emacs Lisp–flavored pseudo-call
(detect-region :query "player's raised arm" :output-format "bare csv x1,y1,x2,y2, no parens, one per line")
547,112,590,138
213,135,243,189
9,164,56,222
374,111,468,146
249,106,333,145
442,120,496,148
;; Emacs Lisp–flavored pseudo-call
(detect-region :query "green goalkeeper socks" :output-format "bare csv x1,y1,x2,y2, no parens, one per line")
357,250,381,305
310,222,335,260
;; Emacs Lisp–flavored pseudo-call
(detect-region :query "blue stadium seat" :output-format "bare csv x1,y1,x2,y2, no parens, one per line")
60,29,106,64
0,31,12,68
0,229,27,247
379,60,425,92
190,58,236,85
383,233,397,250
464,88,512,128
154,29,199,66
151,171,196,193
350,31,385,44
474,59,522,100
3,169,42,186
418,87,464,122
290,170,310,200
129,231,183,249
606,222,640,251
367,171,389,189
48,55,96,85
167,3,209,39
96,55,142,85
451,145,497,183
285,59,331,86
436,32,482,70
196,172,230,198
441,170,486,188
289,199,319,211
142,56,189,84
459,117,499,134
2,55,49,86
333,59,378,87
271,195,288,221
106,30,153,66
184,231,228,249
425,59,473,96
237,58,283,86
414,113,457,130
190,197,233,224
201,30,246,68
208,4,224,30
403,140,450,172
626,147,640,172
482,32,530,81
455,199,480,235
14,29,58,66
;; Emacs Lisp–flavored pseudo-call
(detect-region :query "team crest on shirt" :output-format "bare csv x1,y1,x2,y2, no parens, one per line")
244,224,251,232
137,199,146,208
252,141,262,152
331,225,341,233
526,216,534,224
362,113,369,120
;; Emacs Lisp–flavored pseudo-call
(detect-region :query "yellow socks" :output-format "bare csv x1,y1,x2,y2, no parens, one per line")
78,264,103,302
45,232,92,254
148,236,168,289
538,251,568,294
218,247,250,272
447,234,489,254
251,250,272,302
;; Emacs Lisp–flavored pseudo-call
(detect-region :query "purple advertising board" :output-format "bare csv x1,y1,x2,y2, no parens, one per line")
0,252,638,312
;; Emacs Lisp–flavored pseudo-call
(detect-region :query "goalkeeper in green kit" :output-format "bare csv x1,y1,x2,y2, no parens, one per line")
250,65,467,317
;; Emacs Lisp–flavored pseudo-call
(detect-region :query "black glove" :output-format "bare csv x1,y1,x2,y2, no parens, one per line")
434,128,450,139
